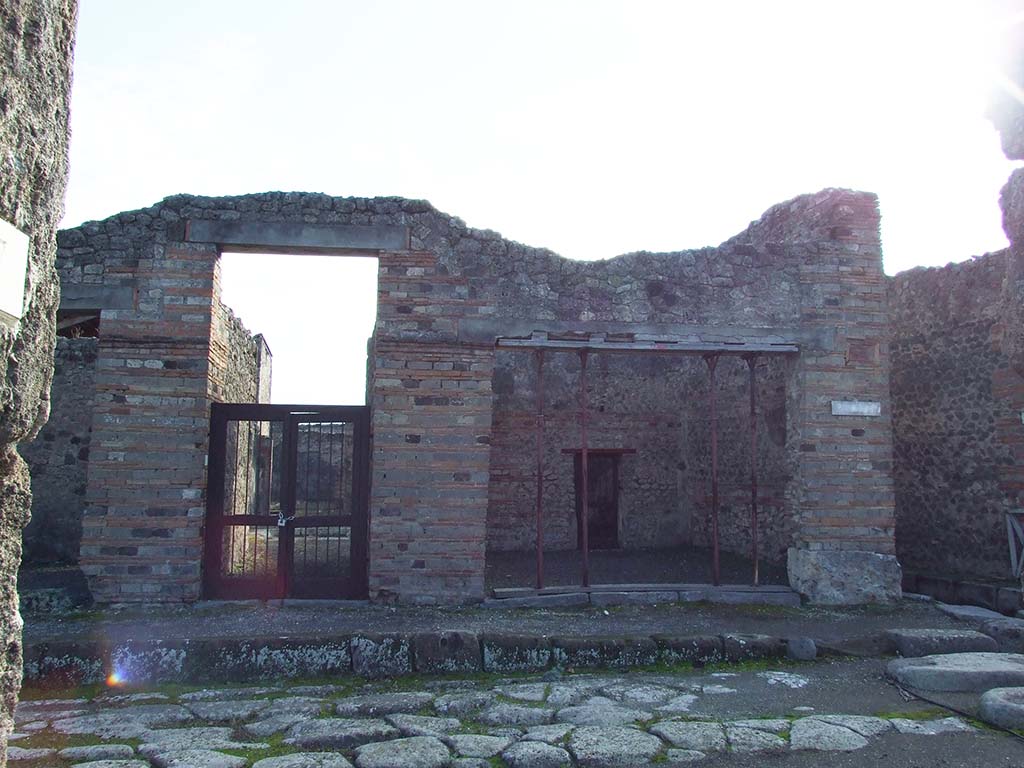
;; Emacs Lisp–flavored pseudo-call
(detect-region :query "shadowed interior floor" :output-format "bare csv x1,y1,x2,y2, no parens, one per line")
485,545,788,592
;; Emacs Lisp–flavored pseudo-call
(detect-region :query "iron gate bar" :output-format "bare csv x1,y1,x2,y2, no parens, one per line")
705,353,721,586
745,354,760,587
579,348,591,588
535,348,545,591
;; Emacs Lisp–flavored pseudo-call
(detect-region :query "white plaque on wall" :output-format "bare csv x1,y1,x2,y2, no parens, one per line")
831,400,881,417
0,218,29,327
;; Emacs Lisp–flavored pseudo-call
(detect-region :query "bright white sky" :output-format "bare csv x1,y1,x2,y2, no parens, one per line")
62,1,1021,404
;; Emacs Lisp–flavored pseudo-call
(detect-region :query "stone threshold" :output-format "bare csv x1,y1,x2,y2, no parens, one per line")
23,630,798,688
903,572,1021,616
485,584,800,609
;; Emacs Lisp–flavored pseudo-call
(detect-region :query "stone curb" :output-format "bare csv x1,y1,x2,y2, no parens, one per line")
23,630,794,687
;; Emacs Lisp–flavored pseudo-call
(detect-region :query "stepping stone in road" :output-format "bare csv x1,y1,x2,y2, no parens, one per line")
885,629,998,657
888,652,1024,692
981,687,1024,730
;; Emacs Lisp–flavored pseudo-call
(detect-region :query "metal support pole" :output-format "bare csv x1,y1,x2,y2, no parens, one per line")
535,349,545,590
705,354,721,587
746,354,760,587
579,349,591,588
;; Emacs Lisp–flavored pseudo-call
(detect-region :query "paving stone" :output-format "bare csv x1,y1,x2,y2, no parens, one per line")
286,685,351,697
888,652,1024,692
335,692,434,717
99,693,170,704
568,725,663,767
885,628,998,657
649,721,727,751
523,723,575,744
386,713,462,736
139,726,266,756
935,603,1005,622
599,682,677,707
728,719,790,733
286,718,400,749
502,740,573,768
354,736,451,768
789,718,869,751
556,696,651,726
245,713,315,738
545,682,598,708
890,717,975,734
433,691,495,717
495,682,549,702
654,694,699,714
812,715,893,738
479,702,555,726
664,749,706,764
180,687,279,702
150,750,248,768
698,684,736,695
70,762,150,768
52,705,194,738
60,744,136,761
446,734,512,757
7,746,56,761
451,760,491,768
981,686,1024,729
724,724,787,752
186,698,272,721
252,755,353,768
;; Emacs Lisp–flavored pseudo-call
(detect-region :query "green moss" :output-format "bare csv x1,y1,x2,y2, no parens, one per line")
874,707,948,720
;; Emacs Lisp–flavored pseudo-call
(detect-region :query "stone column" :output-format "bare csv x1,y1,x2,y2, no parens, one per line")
0,0,77,762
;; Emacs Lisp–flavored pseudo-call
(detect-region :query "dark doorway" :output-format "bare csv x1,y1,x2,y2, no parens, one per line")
574,453,620,550
203,403,370,600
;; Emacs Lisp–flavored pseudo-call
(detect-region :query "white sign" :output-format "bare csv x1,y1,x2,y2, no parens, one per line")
831,400,881,417
0,218,29,326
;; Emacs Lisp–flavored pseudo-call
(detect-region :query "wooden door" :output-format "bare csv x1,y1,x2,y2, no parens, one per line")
574,454,619,550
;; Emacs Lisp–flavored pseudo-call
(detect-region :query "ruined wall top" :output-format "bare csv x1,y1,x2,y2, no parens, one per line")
58,187,881,334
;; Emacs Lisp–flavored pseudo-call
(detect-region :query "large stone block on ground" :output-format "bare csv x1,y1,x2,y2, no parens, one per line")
980,618,1024,653
885,629,998,657
787,549,901,605
653,635,724,666
351,634,411,678
888,652,1024,692
980,687,1024,730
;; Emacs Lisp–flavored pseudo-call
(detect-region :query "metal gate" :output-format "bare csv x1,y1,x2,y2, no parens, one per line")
203,404,369,600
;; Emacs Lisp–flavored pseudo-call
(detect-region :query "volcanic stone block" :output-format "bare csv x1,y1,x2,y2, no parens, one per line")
481,633,552,672
884,629,998,657
551,636,659,670
788,549,902,605
412,630,482,674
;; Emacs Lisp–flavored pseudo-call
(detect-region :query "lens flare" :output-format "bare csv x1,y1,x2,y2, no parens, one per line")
106,671,123,687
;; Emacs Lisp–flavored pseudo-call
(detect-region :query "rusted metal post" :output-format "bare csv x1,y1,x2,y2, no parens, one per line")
705,354,721,586
746,354,760,587
579,348,591,588
535,349,545,590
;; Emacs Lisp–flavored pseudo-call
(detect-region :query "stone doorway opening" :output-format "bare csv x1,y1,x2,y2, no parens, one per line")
484,337,799,595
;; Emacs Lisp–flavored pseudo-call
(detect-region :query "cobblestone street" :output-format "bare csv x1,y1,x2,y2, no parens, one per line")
10,657,1023,767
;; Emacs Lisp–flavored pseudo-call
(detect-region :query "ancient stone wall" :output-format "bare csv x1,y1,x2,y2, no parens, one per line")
890,252,1024,581
21,338,95,564
60,187,896,605
0,0,77,759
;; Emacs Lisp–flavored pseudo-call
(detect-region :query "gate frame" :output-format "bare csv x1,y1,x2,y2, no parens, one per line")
203,402,370,600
